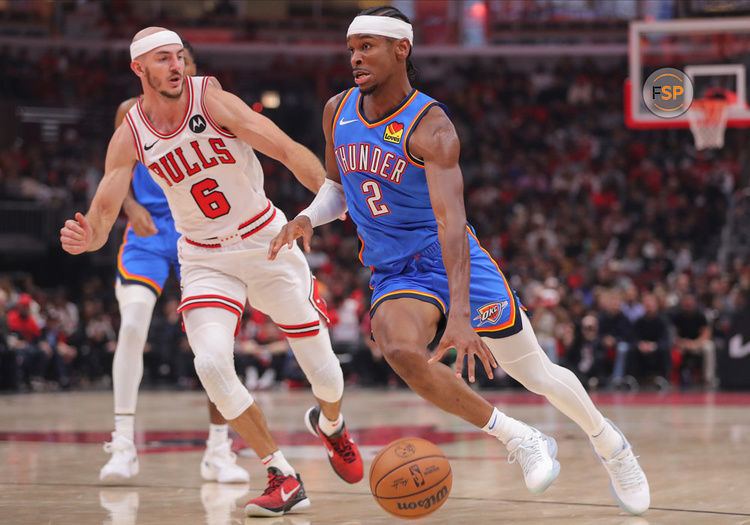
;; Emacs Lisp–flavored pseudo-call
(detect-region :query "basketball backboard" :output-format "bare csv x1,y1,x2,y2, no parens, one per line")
626,16,750,129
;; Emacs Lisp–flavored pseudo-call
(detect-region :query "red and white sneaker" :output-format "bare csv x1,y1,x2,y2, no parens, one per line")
304,406,363,483
244,467,310,517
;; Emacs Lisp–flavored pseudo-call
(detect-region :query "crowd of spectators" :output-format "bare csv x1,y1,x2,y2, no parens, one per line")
1,46,749,394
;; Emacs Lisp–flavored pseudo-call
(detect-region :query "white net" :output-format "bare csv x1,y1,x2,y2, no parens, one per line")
688,99,730,150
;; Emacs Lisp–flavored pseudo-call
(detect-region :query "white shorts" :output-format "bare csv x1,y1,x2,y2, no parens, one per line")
176,206,328,338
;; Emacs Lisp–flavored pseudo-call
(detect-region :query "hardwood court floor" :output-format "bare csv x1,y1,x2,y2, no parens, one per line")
1,388,749,524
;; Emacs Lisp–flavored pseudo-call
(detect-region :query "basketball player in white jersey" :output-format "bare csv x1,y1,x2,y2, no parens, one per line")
61,27,363,518
100,41,249,485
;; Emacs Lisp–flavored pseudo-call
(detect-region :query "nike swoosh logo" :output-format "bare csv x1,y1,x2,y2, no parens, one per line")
327,448,335,458
144,140,159,150
488,414,498,430
339,118,357,125
280,484,300,502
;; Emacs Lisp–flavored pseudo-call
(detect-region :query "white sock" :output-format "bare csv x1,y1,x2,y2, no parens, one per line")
590,420,625,459
261,450,295,477
207,424,228,446
318,411,343,436
114,414,135,442
481,407,532,444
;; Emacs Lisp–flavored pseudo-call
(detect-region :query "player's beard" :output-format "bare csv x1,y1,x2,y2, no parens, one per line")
145,67,183,100
359,83,378,95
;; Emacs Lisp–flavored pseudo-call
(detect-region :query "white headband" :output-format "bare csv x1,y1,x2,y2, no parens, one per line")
130,30,183,61
347,15,413,45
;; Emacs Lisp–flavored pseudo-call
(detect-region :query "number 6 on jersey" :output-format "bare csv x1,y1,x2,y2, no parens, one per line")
191,178,231,219
361,180,390,217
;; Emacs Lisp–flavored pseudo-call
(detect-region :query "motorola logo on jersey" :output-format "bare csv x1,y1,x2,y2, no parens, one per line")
335,143,407,184
147,138,236,186
189,115,207,133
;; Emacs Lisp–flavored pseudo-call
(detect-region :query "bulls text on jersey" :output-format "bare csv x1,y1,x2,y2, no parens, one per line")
147,138,236,186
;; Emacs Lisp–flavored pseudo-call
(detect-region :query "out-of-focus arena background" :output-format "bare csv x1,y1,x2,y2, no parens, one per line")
1,2,750,524
2,0,749,394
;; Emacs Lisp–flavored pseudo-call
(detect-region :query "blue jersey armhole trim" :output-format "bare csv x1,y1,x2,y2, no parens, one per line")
331,88,354,130
404,101,449,167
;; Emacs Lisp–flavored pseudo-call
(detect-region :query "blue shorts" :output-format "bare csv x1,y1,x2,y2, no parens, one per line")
116,223,180,297
369,226,524,339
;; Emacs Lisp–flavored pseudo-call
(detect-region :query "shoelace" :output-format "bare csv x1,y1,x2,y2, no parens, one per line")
507,433,545,476
608,453,645,491
328,431,357,462
261,472,288,496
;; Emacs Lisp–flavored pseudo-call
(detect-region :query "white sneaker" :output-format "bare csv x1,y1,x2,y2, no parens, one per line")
201,438,250,483
595,420,650,515
99,433,139,483
506,429,560,494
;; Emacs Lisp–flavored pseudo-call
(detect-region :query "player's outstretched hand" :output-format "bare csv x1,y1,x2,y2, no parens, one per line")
268,215,314,260
126,201,158,237
428,319,498,383
60,212,92,255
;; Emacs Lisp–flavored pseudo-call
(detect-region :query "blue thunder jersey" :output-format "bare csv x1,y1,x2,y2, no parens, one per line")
332,88,446,273
332,87,524,338
116,162,180,295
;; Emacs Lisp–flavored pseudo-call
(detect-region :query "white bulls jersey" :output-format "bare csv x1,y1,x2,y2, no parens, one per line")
123,76,269,240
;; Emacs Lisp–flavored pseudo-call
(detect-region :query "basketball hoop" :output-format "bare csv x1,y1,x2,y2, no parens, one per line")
687,93,732,150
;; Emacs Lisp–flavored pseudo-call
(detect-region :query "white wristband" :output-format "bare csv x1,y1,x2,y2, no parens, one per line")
298,179,348,228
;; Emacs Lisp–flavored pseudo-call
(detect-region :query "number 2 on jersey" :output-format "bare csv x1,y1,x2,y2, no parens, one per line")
361,180,390,217
190,178,231,218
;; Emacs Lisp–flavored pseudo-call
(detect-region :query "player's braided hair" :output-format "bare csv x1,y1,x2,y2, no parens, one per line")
358,5,417,83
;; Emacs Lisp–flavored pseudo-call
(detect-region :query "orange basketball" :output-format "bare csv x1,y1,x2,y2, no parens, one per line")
369,437,452,520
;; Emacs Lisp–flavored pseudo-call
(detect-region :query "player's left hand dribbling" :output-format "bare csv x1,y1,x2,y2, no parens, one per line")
428,320,498,383
60,212,92,255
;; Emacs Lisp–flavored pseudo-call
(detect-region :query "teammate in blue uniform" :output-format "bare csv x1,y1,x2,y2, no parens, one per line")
100,42,248,484
270,5,650,516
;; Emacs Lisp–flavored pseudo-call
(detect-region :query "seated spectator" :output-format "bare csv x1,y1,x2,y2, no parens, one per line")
69,298,116,386
39,312,77,389
560,314,607,389
596,289,635,388
0,289,18,390
621,284,645,324
628,293,671,390
7,293,48,390
671,294,716,388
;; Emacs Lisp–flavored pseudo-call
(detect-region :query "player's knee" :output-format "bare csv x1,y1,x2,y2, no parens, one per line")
193,353,253,420
287,328,344,402
380,342,422,374
308,352,344,403
512,362,566,396
118,319,148,349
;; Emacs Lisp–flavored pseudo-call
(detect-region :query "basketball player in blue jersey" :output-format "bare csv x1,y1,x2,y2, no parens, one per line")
270,5,650,516
100,42,248,484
